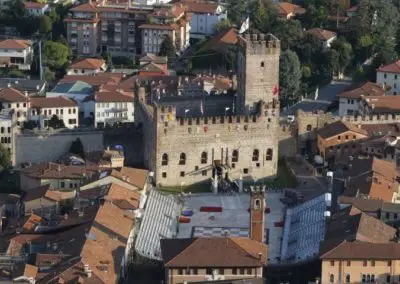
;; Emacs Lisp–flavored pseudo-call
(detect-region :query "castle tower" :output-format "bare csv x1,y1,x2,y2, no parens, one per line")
236,33,280,114
249,186,266,243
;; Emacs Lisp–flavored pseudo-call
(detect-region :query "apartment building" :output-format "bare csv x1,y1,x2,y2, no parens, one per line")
29,96,79,129
0,87,29,126
67,58,107,75
24,1,49,16
83,88,134,128
65,0,152,57
0,112,13,154
0,39,33,71
182,1,227,39
139,4,191,54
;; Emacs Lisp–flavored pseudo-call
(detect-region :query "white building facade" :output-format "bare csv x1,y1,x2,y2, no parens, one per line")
0,40,33,71
376,60,400,95
187,3,227,39
25,2,49,16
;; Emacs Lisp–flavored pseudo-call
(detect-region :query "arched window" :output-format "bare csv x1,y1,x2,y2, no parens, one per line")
232,150,239,163
345,274,350,283
201,152,208,164
329,274,334,283
252,149,259,161
266,148,273,161
179,153,186,165
366,274,371,282
254,199,261,210
161,153,168,166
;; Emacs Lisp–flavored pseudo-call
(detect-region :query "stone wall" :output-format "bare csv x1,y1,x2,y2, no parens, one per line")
153,101,279,186
15,129,104,166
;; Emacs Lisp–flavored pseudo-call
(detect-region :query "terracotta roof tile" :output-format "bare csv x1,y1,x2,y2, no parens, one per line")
277,2,306,17
94,90,134,103
105,183,141,209
0,39,31,50
30,96,77,108
21,162,98,180
69,58,105,70
24,1,46,9
338,82,384,99
0,88,28,102
184,2,219,13
161,237,267,267
362,95,400,113
110,167,149,189
60,73,124,87
307,28,337,41
321,241,400,259
71,3,98,12
140,53,168,65
317,120,368,139
378,60,400,73
203,28,238,52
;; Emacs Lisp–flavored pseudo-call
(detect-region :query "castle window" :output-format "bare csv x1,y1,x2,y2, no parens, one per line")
243,168,249,174
330,274,334,283
201,152,208,164
346,274,350,283
228,116,233,123
252,116,256,122
179,153,186,165
180,171,185,177
201,170,207,176
232,150,239,162
252,149,259,161
212,117,216,124
261,61,264,68
162,153,168,166
162,172,167,178
306,124,312,131
254,199,261,210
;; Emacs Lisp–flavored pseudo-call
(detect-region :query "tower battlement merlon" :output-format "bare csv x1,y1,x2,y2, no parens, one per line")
238,33,280,55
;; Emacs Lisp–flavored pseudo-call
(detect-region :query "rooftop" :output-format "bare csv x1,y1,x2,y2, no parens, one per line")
276,2,306,17
161,237,267,267
0,39,31,50
140,53,168,65
51,80,94,95
0,78,45,93
317,120,368,139
338,82,385,99
20,162,99,180
30,96,78,108
362,95,400,113
0,87,29,103
69,58,106,70
378,60,400,73
307,28,337,41
24,1,47,9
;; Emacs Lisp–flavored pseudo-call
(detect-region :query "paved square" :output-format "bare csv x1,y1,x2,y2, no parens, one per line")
177,192,285,264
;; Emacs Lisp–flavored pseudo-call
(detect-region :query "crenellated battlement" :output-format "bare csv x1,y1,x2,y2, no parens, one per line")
237,33,280,55
337,113,400,124
154,100,279,128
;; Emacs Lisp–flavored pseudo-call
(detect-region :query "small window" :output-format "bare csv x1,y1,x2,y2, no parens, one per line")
384,73,387,78
180,171,185,177
201,170,207,176
232,150,239,162
206,268,212,275
178,269,183,275
179,153,186,165
192,268,198,275
232,268,237,275
330,274,334,283
363,260,367,267
266,148,273,161
330,261,335,266
162,153,168,166
345,135,348,140
337,135,341,140
371,260,375,267
201,152,208,164
252,149,259,161
388,260,392,266
162,172,167,178
243,168,249,174
346,260,351,266
218,268,224,275
60,182,65,188
254,199,261,210
239,268,245,275
195,166,199,171
246,268,252,275
345,274,350,283
387,275,391,283
261,61,264,68
306,124,312,131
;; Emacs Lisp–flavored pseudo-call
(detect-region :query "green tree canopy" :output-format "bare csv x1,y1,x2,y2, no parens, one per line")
69,138,85,159
48,115,65,129
43,41,71,69
39,15,53,34
158,36,176,58
279,50,302,106
0,144,11,171
330,37,354,74
214,19,232,33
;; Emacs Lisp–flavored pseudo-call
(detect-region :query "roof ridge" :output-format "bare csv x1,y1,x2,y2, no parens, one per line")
229,237,264,261
164,238,198,265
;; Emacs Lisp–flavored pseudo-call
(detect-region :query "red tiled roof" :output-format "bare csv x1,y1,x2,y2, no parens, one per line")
276,2,306,17
94,90,134,103
139,24,178,30
338,82,385,99
30,96,77,108
184,2,219,14
60,73,124,87
363,95,400,113
24,1,46,9
307,28,337,41
317,120,368,139
161,237,267,267
0,88,28,102
203,27,238,52
378,60,400,73
71,3,98,12
69,58,105,70
0,39,31,50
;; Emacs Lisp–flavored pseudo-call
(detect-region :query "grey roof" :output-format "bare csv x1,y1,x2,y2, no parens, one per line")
281,99,331,116
134,190,181,260
51,81,94,94
0,78,46,93
381,202,400,213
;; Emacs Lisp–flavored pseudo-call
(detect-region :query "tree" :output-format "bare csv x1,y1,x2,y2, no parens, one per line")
214,19,232,33
330,37,353,75
0,144,11,171
158,36,176,58
69,138,85,159
226,0,247,26
43,41,70,69
271,19,303,50
39,15,53,34
48,115,65,129
44,67,55,81
279,50,302,106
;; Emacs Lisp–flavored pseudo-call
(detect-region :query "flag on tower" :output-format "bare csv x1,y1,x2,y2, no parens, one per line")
200,100,204,115
239,17,249,34
273,84,279,96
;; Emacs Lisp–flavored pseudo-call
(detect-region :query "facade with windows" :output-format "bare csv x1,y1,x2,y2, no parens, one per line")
377,60,400,95
0,39,33,71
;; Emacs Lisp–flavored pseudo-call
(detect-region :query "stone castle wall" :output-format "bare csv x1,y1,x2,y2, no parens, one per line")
153,102,280,186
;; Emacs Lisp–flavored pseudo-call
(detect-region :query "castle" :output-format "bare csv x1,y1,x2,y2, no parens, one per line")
135,33,281,188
